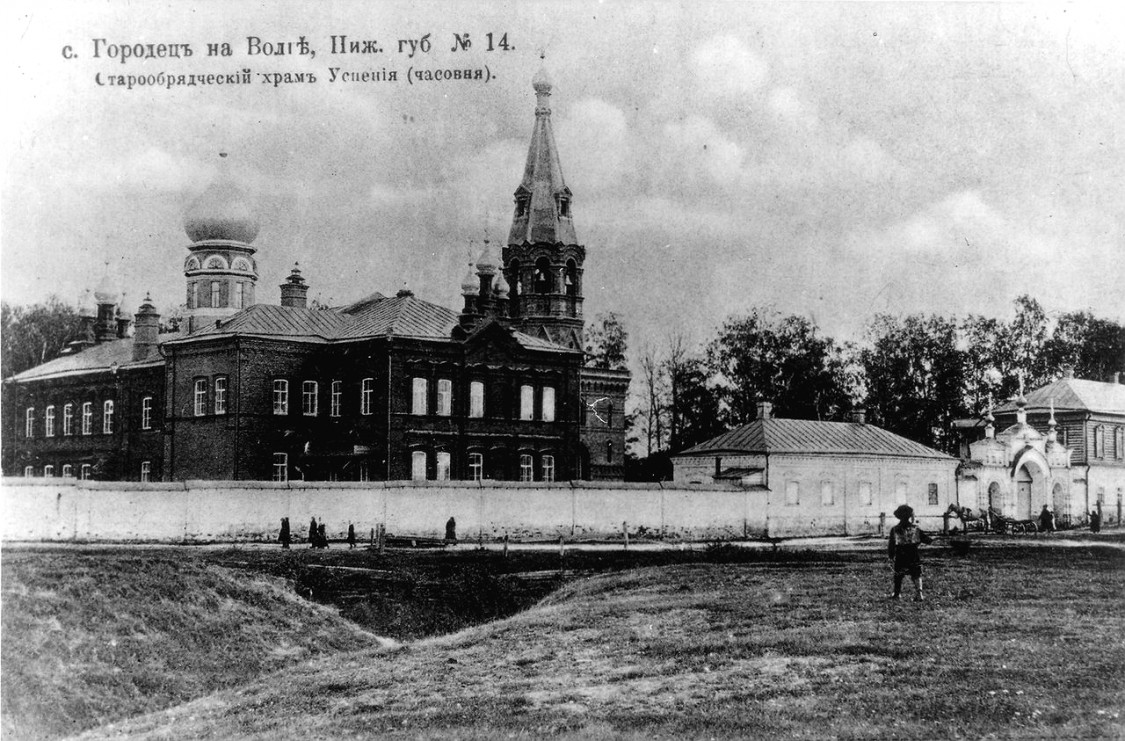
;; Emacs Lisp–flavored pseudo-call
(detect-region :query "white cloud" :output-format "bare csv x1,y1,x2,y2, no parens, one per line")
766,86,819,131
558,98,630,193
663,115,745,186
690,35,769,98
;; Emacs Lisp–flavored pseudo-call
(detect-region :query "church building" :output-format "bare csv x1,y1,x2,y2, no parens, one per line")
3,68,630,483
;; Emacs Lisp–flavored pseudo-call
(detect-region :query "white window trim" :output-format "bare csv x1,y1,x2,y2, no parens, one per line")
469,452,484,482
141,397,153,430
25,407,34,438
273,380,289,415
194,379,208,417
411,450,427,481
519,453,534,482
81,402,93,435
412,378,428,416
469,381,484,419
45,406,55,437
302,381,319,416
542,386,556,422
272,452,288,482
214,378,228,416
436,379,452,417
102,400,114,434
330,380,342,417
63,404,74,436
140,461,151,482
542,454,555,483
360,378,374,415
520,385,534,421
436,451,451,481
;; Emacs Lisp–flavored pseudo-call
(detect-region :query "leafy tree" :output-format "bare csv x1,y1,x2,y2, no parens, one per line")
584,312,628,370
635,343,668,457
1,298,80,379
667,352,724,451
706,309,850,425
861,313,968,452
1041,311,1125,382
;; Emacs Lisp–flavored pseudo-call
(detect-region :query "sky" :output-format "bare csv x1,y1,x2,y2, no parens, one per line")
3,1,1123,357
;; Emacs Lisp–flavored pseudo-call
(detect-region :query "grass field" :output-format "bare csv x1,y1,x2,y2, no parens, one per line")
3,536,1124,739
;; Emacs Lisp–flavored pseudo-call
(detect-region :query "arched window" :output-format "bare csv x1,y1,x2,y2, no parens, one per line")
102,400,114,434
565,259,578,297
436,451,451,481
519,454,534,482
507,260,520,302
468,452,484,481
542,454,556,483
411,450,428,481
63,404,74,436
45,406,55,437
210,281,221,309
534,257,552,294
515,195,530,218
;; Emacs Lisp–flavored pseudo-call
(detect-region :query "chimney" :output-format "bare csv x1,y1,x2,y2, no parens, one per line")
847,408,867,425
756,401,773,421
280,263,309,308
132,293,161,361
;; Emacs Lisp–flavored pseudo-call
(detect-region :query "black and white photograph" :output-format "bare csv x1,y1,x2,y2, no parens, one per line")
2,1,1123,738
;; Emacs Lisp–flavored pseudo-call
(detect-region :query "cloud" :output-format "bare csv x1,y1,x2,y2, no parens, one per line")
662,115,745,187
766,87,819,131
690,35,769,98
558,98,630,194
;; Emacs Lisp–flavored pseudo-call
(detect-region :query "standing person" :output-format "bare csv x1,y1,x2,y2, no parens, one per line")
318,522,329,548
308,517,318,548
279,517,291,549
1038,505,1055,533
347,522,356,549
445,516,457,543
1090,509,1101,533
888,504,933,602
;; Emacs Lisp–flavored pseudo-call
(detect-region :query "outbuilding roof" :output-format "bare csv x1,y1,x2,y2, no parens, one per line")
5,336,172,383
677,418,953,460
994,377,1125,415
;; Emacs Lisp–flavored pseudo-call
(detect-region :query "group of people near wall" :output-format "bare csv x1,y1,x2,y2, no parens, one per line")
277,516,357,549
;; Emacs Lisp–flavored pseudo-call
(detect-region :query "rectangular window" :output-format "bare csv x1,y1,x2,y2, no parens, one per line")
63,404,74,436
80,464,91,480
358,461,370,482
210,281,221,308
273,380,289,415
436,451,451,481
272,452,288,482
140,461,151,482
82,402,93,435
62,464,73,478
191,282,199,310
194,379,207,416
859,481,873,506
895,481,908,503
1095,426,1105,458
542,387,556,422
233,282,244,309
330,380,342,417
412,378,428,415
411,450,427,481
24,466,34,477
542,454,555,483
141,397,153,430
361,378,374,415
214,378,228,415
520,385,534,421
43,465,54,478
436,379,452,416
45,406,55,437
103,400,114,434
25,408,34,438
1116,427,1124,460
820,481,834,505
469,381,485,418
785,481,800,506
469,452,483,482
520,454,534,482
302,381,318,416
928,483,939,506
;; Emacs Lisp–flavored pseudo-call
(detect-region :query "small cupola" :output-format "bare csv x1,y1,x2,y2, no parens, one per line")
280,263,309,308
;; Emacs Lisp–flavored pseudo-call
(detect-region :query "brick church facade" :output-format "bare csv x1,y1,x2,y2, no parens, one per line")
3,68,629,483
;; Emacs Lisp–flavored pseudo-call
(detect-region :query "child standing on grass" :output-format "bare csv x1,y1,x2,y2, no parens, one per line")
888,504,932,602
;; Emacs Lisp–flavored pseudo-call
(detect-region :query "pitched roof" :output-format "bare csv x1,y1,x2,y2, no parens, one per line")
995,378,1125,415
677,418,953,460
5,335,174,383
186,304,350,342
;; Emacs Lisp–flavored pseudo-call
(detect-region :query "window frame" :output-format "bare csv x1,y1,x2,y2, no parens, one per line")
81,402,93,435
63,404,74,436
519,384,534,421
272,379,289,415
436,379,452,417
24,465,34,477
785,480,800,506
858,480,873,506
210,280,221,309
102,399,114,434
272,452,288,482
541,386,556,422
330,380,342,417
45,405,55,437
25,407,34,438
820,480,834,506
436,451,451,481
193,379,208,417
302,380,319,416
519,453,534,482
140,461,151,482
80,464,91,480
43,464,54,477
214,377,228,415
469,381,485,418
360,378,374,415
411,378,428,416
62,464,74,478
141,397,153,430
411,450,428,481
542,454,556,483
927,483,939,506
468,452,484,482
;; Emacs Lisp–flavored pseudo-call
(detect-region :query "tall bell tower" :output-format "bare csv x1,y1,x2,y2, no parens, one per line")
502,65,585,350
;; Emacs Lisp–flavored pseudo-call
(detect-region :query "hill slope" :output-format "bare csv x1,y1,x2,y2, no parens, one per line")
1,549,386,740
75,545,1125,740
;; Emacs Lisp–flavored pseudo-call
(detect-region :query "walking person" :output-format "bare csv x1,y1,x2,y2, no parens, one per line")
888,504,933,602
1038,505,1055,533
279,517,291,549
308,516,318,548
347,522,356,549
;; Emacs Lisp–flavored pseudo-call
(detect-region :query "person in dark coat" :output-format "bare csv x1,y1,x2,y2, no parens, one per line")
445,516,457,543
308,517,318,548
279,517,291,549
888,504,932,602
1090,509,1102,533
347,523,356,549
1038,505,1055,533
318,522,329,548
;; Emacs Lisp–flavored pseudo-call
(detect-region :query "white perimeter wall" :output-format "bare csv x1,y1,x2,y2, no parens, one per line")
0,480,757,543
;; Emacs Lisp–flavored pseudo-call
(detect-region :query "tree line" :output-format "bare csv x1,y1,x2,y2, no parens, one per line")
590,297,1125,479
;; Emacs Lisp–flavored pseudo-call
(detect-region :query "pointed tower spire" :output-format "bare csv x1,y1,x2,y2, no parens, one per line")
502,61,586,349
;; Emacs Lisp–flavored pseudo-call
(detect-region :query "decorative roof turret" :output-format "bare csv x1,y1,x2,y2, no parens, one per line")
494,269,510,299
475,239,498,275
94,267,118,305
183,153,260,244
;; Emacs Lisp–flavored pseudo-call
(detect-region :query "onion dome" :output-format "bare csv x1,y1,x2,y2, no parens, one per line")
115,292,130,318
532,64,552,95
94,270,118,304
461,263,478,295
475,240,498,275
494,270,510,298
183,153,260,244
78,289,95,318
